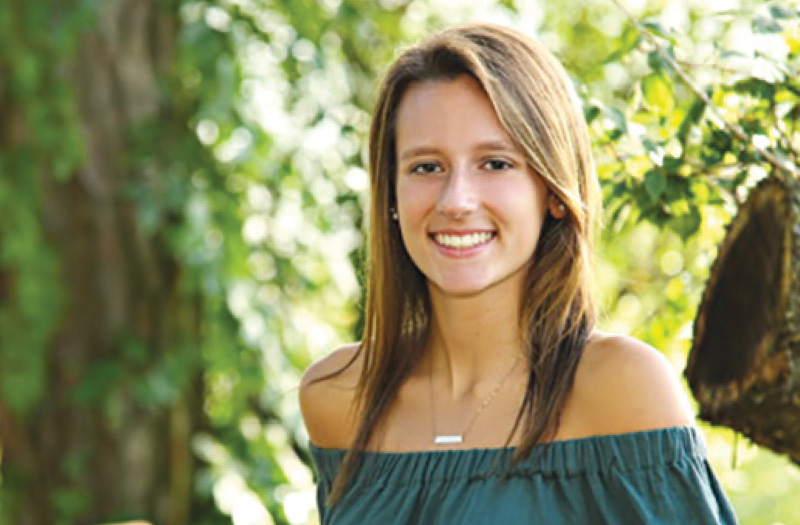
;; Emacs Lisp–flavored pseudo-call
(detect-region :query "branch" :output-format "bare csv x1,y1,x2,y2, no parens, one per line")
675,58,742,74
610,0,798,180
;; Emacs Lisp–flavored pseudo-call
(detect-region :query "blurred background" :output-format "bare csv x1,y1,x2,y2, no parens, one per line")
0,0,798,523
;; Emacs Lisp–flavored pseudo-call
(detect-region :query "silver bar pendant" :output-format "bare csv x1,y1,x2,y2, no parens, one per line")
434,435,463,444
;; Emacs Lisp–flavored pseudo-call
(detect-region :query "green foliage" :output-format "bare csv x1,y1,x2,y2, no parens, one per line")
641,70,674,114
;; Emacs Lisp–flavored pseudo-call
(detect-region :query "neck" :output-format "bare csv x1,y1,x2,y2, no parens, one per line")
426,280,527,402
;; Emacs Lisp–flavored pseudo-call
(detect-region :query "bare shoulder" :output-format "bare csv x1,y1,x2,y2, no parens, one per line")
299,342,363,449
569,330,695,436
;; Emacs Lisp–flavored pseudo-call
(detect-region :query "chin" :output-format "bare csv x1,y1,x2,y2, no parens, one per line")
430,280,495,298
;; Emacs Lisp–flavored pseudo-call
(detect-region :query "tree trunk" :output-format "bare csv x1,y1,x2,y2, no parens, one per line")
0,1,201,523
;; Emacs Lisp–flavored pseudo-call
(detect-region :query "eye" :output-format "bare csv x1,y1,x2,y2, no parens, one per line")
482,158,513,171
410,162,442,175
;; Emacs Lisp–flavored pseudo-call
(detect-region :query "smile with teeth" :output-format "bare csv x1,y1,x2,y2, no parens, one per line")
432,232,495,249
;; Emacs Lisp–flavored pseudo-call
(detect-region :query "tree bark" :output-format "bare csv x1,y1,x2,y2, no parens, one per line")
0,1,201,523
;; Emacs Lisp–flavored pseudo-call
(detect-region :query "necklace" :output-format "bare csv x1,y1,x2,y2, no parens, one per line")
429,352,523,445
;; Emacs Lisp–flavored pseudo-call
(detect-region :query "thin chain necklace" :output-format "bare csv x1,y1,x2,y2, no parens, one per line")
429,352,523,445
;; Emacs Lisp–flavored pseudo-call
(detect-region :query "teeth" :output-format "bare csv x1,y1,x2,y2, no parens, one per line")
434,232,493,248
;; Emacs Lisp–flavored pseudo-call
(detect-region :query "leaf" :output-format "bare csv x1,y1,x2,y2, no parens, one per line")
769,5,799,19
585,103,601,124
72,361,125,404
604,26,640,63
689,177,710,204
647,46,676,73
604,107,628,140
642,20,677,43
702,128,734,166
606,107,628,133
784,83,800,97
644,169,666,201
641,137,659,154
676,94,707,146
609,202,631,231
612,179,629,198
731,78,776,99
641,71,674,113
752,16,783,33
668,207,702,240
52,487,90,521
666,170,691,198
721,50,748,59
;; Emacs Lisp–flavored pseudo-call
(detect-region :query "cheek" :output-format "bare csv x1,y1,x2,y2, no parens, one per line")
494,181,547,217
395,182,425,251
396,180,434,223
492,182,549,245
395,180,411,215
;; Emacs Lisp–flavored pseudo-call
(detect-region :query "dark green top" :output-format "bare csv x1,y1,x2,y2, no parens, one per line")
310,426,738,524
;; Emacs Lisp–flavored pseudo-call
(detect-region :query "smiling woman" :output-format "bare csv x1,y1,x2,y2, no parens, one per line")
299,23,738,524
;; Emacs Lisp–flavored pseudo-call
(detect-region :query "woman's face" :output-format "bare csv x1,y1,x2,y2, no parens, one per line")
394,74,553,299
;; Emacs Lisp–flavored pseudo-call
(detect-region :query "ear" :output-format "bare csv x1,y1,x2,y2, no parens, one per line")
548,194,567,219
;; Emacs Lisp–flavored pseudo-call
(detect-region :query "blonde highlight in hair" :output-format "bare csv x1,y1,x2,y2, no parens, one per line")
320,23,601,505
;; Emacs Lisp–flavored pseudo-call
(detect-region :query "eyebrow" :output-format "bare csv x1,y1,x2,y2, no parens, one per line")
398,140,520,161
399,146,440,161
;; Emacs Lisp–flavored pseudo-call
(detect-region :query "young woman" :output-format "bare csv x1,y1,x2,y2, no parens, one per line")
299,23,737,524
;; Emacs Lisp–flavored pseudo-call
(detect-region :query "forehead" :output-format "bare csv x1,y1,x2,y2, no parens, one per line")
394,75,515,152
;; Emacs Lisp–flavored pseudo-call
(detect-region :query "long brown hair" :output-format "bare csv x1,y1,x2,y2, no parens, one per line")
317,23,601,505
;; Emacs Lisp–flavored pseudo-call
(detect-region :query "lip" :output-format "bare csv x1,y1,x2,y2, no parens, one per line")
428,230,496,258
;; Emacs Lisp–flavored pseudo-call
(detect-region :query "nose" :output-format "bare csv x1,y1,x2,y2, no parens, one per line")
436,165,478,219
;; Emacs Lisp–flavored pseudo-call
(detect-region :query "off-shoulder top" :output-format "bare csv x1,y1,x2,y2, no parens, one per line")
309,426,738,524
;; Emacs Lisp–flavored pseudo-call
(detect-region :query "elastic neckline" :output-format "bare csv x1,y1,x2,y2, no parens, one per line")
310,426,706,487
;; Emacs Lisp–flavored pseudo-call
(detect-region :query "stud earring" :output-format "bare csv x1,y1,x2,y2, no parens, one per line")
552,201,566,219
390,208,399,221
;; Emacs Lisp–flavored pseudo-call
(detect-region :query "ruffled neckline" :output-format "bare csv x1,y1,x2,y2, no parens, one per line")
310,426,707,487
